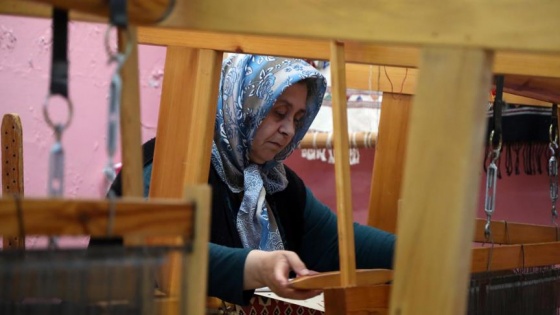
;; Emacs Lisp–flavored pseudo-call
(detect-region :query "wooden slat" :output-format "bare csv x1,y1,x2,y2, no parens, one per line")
389,48,493,315
289,269,392,290
473,219,559,244
183,185,211,315
164,0,560,53
8,0,172,24
1,114,25,249
149,47,199,199
0,197,193,237
330,41,356,287
118,27,143,198
471,242,560,273
367,94,412,233
182,49,222,185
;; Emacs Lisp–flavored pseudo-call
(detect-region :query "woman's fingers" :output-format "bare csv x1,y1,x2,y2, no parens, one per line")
270,251,322,300
244,249,323,300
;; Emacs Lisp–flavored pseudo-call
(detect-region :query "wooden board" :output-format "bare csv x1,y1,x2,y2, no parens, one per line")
503,75,560,104
471,242,560,273
473,218,560,244
0,197,194,237
367,94,412,233
5,1,560,53
164,0,560,53
389,47,493,315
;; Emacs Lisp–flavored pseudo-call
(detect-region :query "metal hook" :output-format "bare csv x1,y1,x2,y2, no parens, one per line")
104,25,133,64
550,124,559,146
488,130,503,156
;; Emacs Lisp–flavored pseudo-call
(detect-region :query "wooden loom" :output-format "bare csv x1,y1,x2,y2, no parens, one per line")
2,0,560,314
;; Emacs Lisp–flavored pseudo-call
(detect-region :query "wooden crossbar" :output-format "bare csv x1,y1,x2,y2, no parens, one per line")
473,219,560,245
0,197,194,237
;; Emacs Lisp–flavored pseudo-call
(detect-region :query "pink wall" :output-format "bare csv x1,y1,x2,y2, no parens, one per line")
0,16,164,198
1,15,553,236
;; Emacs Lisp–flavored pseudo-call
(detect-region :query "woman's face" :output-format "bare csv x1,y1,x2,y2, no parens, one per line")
249,82,308,164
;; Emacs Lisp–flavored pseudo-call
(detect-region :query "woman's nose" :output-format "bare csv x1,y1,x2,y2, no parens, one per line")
279,118,295,137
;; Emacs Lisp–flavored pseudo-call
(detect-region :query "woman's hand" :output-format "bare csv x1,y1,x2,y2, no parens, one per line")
243,250,321,300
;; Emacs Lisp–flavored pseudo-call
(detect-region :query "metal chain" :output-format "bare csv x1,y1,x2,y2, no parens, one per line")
549,125,559,226
484,130,501,241
103,25,132,185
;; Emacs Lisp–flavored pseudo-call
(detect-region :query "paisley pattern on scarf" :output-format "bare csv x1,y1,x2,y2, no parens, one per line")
211,54,327,251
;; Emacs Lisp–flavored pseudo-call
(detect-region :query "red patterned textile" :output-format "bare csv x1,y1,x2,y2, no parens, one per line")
237,296,323,315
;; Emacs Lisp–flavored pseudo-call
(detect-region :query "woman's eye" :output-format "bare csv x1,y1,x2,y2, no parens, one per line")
275,110,287,118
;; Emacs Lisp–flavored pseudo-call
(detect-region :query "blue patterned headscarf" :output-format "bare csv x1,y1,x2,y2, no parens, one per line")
211,54,326,251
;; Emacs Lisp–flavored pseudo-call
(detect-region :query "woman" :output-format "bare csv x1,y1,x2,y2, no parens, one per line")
106,54,395,305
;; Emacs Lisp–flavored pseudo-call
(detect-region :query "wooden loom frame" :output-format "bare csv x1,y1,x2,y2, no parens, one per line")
2,0,560,314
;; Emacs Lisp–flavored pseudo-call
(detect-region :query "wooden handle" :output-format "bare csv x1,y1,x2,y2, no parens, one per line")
2,114,25,249
289,269,393,290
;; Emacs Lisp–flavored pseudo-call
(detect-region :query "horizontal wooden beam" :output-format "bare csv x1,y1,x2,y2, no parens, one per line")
345,64,551,106
2,4,560,79
473,219,559,245
163,0,560,53
5,1,560,66
136,28,560,80
3,0,172,24
0,197,194,237
471,242,560,273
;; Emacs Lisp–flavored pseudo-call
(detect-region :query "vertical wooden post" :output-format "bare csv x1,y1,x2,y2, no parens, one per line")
148,47,200,308
183,185,212,315
1,114,24,249
149,47,221,314
389,47,493,315
150,47,200,199
329,41,357,287
118,27,144,198
367,93,412,233
182,49,223,185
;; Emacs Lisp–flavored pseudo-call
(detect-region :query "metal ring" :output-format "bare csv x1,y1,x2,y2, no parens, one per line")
104,24,133,62
43,93,74,131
